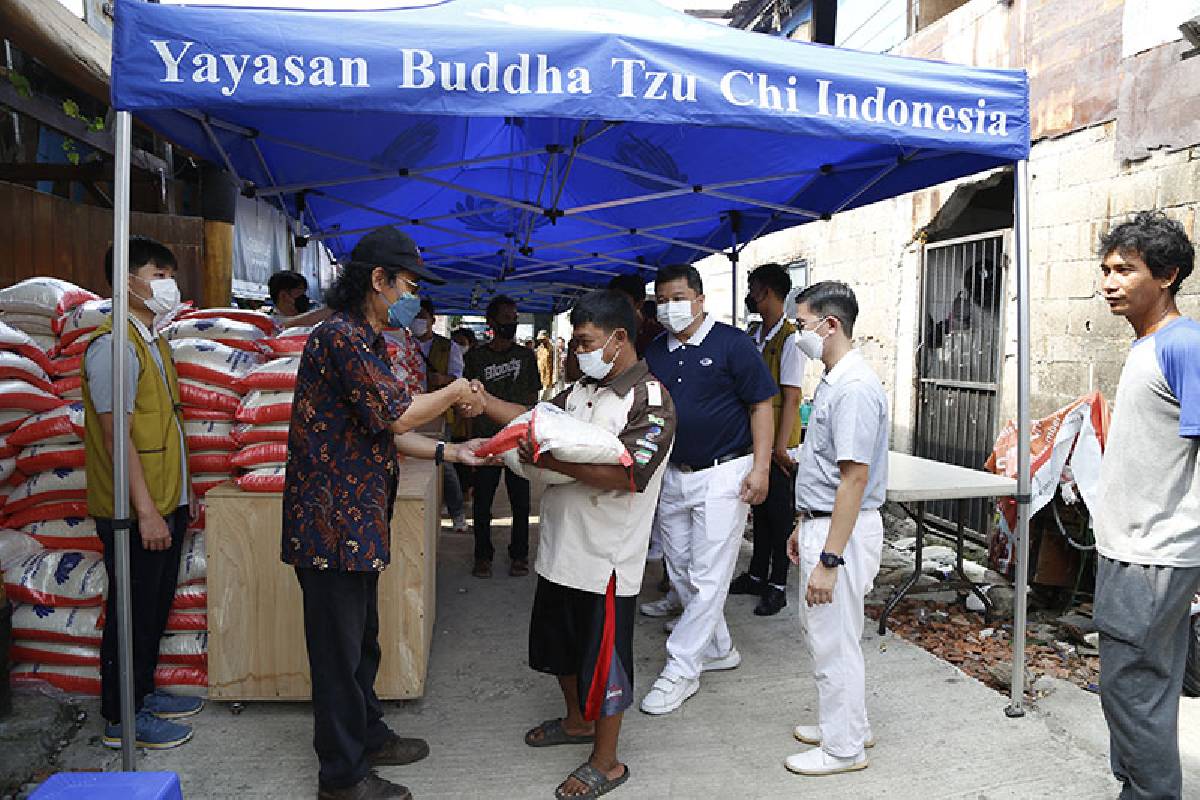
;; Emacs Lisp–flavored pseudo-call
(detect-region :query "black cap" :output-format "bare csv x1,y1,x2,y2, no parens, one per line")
348,227,445,285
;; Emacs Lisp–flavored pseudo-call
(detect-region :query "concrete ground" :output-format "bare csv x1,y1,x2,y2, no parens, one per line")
35,505,1200,799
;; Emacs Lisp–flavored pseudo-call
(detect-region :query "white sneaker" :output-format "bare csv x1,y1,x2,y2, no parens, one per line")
452,515,468,533
640,595,683,618
784,747,868,776
639,674,700,715
663,618,678,633
793,724,875,749
701,647,741,672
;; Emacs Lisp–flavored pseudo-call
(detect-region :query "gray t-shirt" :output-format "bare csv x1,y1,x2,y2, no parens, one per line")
1096,317,1200,567
794,349,889,512
84,320,189,510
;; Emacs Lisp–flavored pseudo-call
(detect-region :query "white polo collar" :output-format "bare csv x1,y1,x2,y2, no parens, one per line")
129,315,156,345
666,313,715,352
820,348,864,388
752,315,786,347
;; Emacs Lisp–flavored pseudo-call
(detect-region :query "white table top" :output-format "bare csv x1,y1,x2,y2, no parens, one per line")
886,451,1017,503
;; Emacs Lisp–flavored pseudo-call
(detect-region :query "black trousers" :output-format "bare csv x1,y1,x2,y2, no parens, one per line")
748,461,795,587
296,567,393,790
472,465,530,562
97,506,187,724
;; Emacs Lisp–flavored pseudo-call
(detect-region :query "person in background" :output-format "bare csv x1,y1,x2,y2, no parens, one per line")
449,327,480,506
729,263,806,617
83,236,201,750
639,264,776,716
785,281,888,777
463,296,541,579
267,270,332,328
469,289,676,800
283,227,491,800
412,299,468,533
535,331,555,399
607,274,665,356
451,327,477,354
1092,210,1200,800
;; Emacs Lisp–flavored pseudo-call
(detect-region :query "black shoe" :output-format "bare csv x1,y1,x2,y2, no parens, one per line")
367,733,430,767
318,771,412,800
754,585,788,616
729,572,765,596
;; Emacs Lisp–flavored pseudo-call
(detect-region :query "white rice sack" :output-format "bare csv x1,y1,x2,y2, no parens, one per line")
24,516,100,552
236,465,286,493
154,665,207,697
16,442,86,474
181,308,276,335
11,603,103,645
9,640,101,667
4,550,107,606
165,318,267,347
184,418,237,451
178,530,206,585
56,298,111,342
480,403,631,466
29,334,56,353
239,355,300,391
503,450,575,485
0,456,14,484
171,338,266,389
0,529,43,577
0,278,97,317
236,390,294,425
11,662,101,696
8,402,84,447
159,632,208,666
0,320,52,373
0,379,66,413
0,312,55,336
178,379,242,414
5,468,88,516
0,351,52,388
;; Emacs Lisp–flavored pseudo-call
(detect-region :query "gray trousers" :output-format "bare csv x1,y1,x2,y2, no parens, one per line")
1094,556,1200,800
442,459,464,519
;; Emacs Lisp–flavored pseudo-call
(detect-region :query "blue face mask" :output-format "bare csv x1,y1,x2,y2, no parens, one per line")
387,291,422,330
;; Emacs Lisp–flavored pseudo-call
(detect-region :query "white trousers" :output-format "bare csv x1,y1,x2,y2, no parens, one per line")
647,510,664,562
658,457,752,681
797,510,884,758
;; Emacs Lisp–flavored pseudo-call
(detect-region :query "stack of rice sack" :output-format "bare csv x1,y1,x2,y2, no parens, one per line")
231,326,307,493
50,299,113,401
0,279,100,398
164,309,275,499
2,528,106,696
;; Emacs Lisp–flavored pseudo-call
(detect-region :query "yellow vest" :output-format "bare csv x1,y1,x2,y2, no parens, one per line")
754,318,803,449
81,318,186,518
424,334,466,436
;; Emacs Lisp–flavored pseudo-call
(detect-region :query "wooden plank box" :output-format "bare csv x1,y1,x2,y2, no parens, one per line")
205,461,439,701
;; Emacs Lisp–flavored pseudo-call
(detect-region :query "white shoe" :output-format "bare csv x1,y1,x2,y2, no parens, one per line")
452,515,468,533
640,595,682,618
793,724,875,749
701,647,741,672
663,618,678,633
784,747,868,776
639,674,700,715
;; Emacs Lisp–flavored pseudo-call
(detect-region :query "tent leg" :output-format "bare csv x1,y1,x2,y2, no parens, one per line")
111,110,139,767
1006,159,1033,718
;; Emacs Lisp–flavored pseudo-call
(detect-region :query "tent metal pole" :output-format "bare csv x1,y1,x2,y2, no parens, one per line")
729,212,741,328
1006,158,1033,718
111,109,138,769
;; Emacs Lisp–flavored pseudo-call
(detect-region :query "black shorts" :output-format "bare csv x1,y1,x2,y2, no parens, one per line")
528,575,636,720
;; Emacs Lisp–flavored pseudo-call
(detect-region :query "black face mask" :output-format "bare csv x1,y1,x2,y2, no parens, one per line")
294,294,313,314
744,293,758,315
494,322,517,341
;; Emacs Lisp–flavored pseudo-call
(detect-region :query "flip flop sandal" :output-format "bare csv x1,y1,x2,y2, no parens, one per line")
525,718,596,748
554,762,630,800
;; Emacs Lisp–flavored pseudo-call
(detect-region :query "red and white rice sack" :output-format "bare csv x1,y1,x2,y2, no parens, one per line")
9,402,85,447
231,443,287,470
11,662,100,696
0,312,55,338
16,443,85,474
0,320,53,374
0,379,66,415
0,351,54,394
475,403,633,485
166,607,207,632
236,390,294,425
173,583,208,610
4,549,106,607
0,529,42,575
159,632,208,667
10,640,100,668
237,465,286,493
238,355,299,392
4,468,88,516
10,603,102,645
2,501,89,530
185,418,237,452
263,326,314,355
178,530,206,585
0,457,15,485
191,474,229,498
190,451,233,474
231,422,289,446
179,380,242,415
0,278,97,319
171,338,265,392
165,317,268,353
180,308,277,336
54,298,112,348
24,516,100,552
155,664,207,697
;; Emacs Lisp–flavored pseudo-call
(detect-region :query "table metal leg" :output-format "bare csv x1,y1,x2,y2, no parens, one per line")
954,498,992,620
879,502,925,635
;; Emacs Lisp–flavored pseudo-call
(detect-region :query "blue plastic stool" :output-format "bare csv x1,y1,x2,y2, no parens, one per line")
30,772,182,800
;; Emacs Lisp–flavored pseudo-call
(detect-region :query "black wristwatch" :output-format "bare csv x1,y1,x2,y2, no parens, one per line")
819,551,845,569
434,441,445,466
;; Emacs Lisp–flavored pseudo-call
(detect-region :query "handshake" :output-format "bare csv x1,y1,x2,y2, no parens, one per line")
449,377,489,419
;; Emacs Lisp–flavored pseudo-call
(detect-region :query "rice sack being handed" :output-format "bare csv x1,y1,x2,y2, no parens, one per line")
475,402,632,485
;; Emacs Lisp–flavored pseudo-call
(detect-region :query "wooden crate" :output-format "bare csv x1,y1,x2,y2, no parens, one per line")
205,460,439,701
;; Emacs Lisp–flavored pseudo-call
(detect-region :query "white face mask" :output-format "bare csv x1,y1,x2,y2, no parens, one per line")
133,277,183,330
657,300,698,334
576,332,617,381
409,317,430,337
796,318,832,360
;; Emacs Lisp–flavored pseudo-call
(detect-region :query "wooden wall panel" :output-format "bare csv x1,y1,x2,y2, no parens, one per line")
0,181,204,301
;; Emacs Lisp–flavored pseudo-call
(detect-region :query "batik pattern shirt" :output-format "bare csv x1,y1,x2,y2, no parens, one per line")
282,312,410,571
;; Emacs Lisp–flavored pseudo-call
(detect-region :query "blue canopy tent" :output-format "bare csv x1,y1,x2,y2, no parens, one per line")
104,0,1035,766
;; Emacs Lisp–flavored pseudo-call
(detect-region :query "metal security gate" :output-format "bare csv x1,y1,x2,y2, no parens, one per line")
915,231,1008,539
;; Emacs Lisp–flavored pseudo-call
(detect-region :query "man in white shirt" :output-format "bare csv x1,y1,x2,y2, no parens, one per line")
267,270,332,329
785,281,888,778
730,263,806,616
412,299,468,533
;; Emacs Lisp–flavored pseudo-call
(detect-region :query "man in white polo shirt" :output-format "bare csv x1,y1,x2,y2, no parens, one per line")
785,280,888,777
469,289,676,800
1092,210,1200,800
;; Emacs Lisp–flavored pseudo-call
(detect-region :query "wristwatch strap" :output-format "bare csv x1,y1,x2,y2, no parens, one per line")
434,441,445,466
